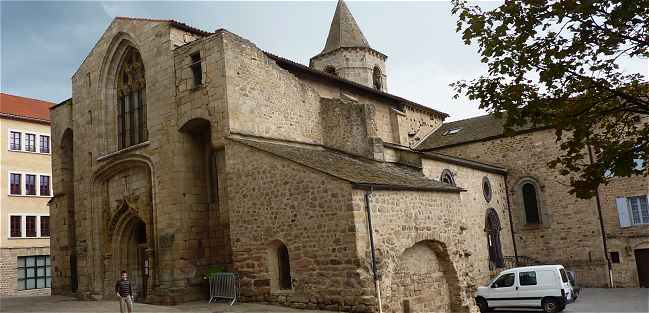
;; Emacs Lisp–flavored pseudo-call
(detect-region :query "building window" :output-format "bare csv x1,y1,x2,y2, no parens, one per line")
324,66,337,76
17,255,51,290
40,175,51,196
616,195,649,227
25,174,37,195
25,134,36,152
372,66,382,90
628,196,649,225
443,127,462,136
610,251,620,263
190,52,202,87
440,169,455,186
10,216,22,237
39,135,50,153
10,131,21,150
117,47,147,149
10,173,21,195
277,243,292,290
483,176,493,202
522,182,541,224
40,216,50,237
25,216,37,237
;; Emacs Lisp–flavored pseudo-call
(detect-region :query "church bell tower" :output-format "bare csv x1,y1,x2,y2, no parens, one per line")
310,0,388,92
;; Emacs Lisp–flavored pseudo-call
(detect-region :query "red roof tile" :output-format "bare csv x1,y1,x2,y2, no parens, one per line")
0,93,53,122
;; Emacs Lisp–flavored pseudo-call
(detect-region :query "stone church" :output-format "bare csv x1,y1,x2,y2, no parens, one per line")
48,0,647,312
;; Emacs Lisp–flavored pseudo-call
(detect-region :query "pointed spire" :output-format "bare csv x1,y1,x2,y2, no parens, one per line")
321,0,370,54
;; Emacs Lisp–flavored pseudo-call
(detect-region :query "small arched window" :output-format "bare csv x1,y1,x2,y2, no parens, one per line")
324,66,337,76
116,47,147,149
522,182,541,224
372,66,382,90
440,169,455,186
277,243,292,290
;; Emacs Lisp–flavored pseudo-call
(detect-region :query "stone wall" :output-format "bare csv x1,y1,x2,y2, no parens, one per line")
224,141,373,311
0,247,51,296
434,129,610,287
421,158,515,272
222,32,323,145
599,174,649,287
351,187,516,313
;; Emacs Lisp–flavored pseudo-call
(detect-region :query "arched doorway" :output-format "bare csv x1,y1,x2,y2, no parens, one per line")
387,241,466,313
486,208,504,269
111,205,150,301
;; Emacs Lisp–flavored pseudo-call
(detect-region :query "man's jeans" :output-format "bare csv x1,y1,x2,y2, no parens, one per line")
119,295,133,313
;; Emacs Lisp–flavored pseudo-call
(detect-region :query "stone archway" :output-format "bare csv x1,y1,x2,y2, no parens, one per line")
387,240,465,313
110,201,151,301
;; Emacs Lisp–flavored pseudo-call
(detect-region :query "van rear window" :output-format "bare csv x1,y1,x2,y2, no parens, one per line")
559,268,569,283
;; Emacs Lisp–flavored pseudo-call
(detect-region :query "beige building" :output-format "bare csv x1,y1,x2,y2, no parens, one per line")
418,115,649,288
0,93,53,296
48,1,517,312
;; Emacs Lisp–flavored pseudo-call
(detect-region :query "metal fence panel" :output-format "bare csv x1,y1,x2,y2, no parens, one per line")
208,272,239,305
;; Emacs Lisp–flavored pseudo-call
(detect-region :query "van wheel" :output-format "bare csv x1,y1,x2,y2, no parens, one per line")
542,298,560,313
476,298,490,313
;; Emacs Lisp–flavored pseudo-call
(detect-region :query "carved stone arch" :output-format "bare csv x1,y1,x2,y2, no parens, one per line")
485,208,504,269
384,239,468,313
90,155,157,298
98,33,148,154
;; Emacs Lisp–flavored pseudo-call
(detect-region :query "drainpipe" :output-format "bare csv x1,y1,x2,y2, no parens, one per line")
587,145,614,288
504,176,519,265
364,187,383,313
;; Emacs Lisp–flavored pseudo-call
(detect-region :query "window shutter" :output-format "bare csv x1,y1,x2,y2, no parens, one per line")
616,197,631,227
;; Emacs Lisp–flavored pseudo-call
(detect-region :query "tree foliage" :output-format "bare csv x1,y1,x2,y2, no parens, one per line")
451,0,649,198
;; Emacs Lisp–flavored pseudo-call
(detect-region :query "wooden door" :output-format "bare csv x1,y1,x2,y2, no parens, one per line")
634,249,649,287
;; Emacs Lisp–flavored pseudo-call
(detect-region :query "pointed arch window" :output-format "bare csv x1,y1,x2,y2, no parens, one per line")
117,47,147,149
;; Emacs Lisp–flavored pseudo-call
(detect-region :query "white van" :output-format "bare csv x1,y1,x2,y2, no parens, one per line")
475,265,574,313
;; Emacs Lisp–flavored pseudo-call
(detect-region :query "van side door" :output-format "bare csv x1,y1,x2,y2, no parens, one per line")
517,270,543,307
486,272,517,307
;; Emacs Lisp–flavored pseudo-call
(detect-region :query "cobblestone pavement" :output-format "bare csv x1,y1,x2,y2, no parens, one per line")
1,288,647,313
0,295,332,313
494,288,648,313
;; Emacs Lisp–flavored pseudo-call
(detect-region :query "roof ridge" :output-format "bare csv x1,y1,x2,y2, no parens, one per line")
0,92,55,104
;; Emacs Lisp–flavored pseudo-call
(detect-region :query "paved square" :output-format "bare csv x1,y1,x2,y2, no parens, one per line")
494,288,648,313
1,289,647,313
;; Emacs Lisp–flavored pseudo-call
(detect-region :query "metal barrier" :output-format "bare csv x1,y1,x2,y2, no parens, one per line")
208,272,239,305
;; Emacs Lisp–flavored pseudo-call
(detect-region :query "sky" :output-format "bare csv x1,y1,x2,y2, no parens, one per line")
1,1,647,122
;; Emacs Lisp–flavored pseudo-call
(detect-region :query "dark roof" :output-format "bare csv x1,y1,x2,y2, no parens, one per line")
423,151,507,175
232,137,462,192
265,52,447,118
321,0,369,54
0,93,53,123
417,114,547,150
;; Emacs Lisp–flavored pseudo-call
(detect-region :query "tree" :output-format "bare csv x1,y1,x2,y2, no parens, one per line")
451,0,649,198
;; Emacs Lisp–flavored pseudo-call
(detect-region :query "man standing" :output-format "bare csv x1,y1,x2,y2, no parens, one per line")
115,270,133,313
